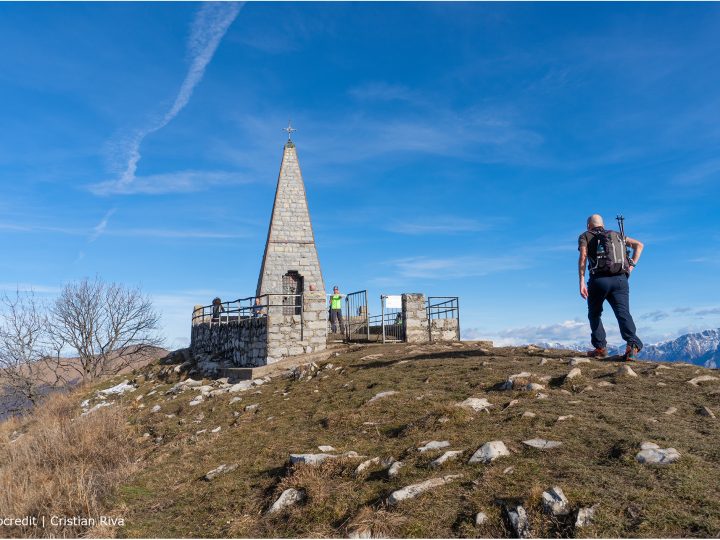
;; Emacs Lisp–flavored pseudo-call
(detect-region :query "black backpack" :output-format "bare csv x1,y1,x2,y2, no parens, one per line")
588,229,629,275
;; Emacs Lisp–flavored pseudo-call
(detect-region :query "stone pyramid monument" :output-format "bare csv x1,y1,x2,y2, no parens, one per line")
256,130,325,298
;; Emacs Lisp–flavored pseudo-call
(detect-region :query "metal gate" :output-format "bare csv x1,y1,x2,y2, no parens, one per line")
282,271,303,315
344,290,370,342
378,294,404,343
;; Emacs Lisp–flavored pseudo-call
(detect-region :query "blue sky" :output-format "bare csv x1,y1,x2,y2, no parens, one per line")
2,2,720,350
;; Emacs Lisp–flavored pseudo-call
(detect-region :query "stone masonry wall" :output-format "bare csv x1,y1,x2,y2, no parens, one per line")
401,293,460,343
266,290,327,363
402,293,430,344
429,318,460,342
191,317,268,373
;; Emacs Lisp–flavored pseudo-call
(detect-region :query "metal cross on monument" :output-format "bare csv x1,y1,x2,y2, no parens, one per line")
282,120,297,142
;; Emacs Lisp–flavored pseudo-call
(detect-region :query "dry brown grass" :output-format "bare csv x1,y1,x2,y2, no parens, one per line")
56,342,720,538
0,393,138,537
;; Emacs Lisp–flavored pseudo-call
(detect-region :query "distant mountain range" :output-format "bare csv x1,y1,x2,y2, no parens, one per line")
536,328,720,369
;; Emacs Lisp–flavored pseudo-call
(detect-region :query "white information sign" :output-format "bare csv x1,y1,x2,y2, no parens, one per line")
385,295,402,309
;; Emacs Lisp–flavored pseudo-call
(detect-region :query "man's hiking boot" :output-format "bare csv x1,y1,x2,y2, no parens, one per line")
587,347,608,359
624,344,640,362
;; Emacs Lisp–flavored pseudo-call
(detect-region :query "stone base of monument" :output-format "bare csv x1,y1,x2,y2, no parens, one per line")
220,347,339,382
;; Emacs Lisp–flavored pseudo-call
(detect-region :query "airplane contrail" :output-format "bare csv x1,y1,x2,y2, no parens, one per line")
110,2,243,193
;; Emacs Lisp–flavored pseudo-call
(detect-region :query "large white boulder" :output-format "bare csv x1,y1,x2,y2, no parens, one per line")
468,441,510,464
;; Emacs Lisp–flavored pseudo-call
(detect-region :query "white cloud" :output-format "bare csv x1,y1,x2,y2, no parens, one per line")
390,255,528,279
99,3,243,195
104,228,249,239
673,158,720,186
0,218,249,240
348,82,419,103
386,217,497,235
88,208,116,242
0,283,62,295
88,170,254,196
464,319,623,347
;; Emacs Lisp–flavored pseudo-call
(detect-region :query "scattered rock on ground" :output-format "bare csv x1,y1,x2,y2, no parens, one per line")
569,357,591,366
228,381,253,393
98,380,136,396
522,411,536,419
566,368,582,380
430,450,464,468
267,488,305,514
290,453,335,466
388,461,403,478
318,445,336,452
418,440,451,453
189,395,204,407
636,442,681,465
699,406,716,418
475,511,488,525
575,505,597,527
245,403,259,412
504,399,519,409
468,441,510,463
616,365,638,377
688,375,718,386
386,474,462,505
368,390,398,403
523,438,562,450
542,486,570,516
456,397,492,412
664,406,678,415
504,504,531,538
501,372,532,390
355,456,395,475
204,463,238,481
81,401,113,416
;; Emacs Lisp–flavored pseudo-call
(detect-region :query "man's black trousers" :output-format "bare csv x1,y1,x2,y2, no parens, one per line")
587,273,643,351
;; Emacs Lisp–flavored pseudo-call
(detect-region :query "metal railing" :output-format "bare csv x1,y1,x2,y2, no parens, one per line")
191,293,304,325
426,296,460,341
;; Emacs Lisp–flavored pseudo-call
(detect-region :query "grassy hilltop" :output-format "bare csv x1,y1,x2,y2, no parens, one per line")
1,341,719,538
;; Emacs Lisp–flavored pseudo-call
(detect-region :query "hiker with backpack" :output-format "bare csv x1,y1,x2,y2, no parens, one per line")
578,214,644,361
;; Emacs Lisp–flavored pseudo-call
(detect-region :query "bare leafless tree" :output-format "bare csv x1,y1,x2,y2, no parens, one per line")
0,291,61,414
50,278,163,381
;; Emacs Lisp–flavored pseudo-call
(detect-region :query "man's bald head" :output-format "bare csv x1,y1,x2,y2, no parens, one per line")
587,214,604,229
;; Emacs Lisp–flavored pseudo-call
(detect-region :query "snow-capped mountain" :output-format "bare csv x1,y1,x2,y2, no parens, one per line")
533,329,720,368
637,329,720,369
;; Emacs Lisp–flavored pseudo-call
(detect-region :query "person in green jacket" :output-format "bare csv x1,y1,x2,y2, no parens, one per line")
329,286,344,334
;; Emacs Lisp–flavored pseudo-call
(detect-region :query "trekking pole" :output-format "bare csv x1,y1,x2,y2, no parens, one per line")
616,214,632,268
